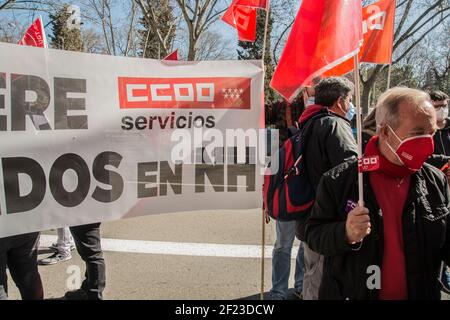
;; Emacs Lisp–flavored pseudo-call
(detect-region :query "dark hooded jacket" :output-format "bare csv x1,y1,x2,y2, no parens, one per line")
305,157,450,300
295,105,358,241
427,117,450,169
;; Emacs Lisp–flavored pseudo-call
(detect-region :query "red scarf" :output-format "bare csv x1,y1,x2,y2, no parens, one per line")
366,135,411,300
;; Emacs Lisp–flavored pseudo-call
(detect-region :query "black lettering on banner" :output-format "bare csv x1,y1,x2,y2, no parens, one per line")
227,147,256,192
135,116,147,130
158,116,170,129
176,115,187,128
159,161,182,196
148,116,157,129
11,74,51,131
0,73,6,131
205,115,215,128
170,112,175,129
193,116,205,128
137,162,158,198
121,116,133,130
92,151,124,203
49,154,90,207
188,112,193,128
2,157,46,214
54,78,87,129
195,147,224,193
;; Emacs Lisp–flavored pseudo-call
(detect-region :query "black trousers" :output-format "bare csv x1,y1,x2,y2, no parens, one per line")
0,232,43,300
70,223,105,300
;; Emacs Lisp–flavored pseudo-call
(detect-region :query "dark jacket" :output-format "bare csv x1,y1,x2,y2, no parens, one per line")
362,130,375,152
305,159,450,300
295,105,358,240
427,118,450,169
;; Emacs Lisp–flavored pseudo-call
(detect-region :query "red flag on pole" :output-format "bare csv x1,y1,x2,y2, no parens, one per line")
325,0,396,76
270,0,363,102
361,0,396,64
222,2,258,42
222,0,268,42
18,16,48,48
163,49,178,61
234,0,268,9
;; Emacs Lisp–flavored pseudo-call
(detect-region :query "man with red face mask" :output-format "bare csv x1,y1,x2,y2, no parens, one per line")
305,87,450,300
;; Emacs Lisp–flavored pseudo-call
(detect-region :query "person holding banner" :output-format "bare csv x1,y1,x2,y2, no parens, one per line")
38,228,75,265
0,233,43,300
64,223,105,300
306,87,450,300
294,77,358,300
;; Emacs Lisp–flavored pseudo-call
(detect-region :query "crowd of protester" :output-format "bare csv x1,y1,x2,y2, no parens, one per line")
1,76,449,300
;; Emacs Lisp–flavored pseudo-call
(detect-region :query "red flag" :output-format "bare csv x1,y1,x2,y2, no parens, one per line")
234,0,268,9
163,49,178,61
270,0,363,101
18,16,48,48
222,2,257,42
325,0,396,76
361,0,396,64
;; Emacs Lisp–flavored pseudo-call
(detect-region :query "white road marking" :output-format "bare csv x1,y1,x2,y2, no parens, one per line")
39,235,300,259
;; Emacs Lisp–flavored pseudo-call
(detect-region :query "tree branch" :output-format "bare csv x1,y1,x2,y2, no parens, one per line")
135,0,170,56
393,13,450,64
0,0,15,10
124,0,136,56
273,20,294,65
397,7,450,46
394,0,414,41
394,0,445,48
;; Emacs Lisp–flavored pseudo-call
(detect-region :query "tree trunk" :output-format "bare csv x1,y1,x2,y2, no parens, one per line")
360,64,385,115
361,81,373,116
188,41,196,61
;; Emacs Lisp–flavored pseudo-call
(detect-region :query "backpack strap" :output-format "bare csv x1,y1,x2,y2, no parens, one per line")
284,109,332,179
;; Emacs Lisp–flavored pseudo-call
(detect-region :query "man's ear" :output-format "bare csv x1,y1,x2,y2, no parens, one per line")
378,125,389,138
337,96,346,110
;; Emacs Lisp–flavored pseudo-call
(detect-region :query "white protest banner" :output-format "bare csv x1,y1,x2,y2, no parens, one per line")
0,42,265,238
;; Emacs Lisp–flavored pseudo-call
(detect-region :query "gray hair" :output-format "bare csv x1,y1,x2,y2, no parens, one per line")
375,87,431,131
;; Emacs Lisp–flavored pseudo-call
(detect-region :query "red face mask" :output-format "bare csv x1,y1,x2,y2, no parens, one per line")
386,125,434,171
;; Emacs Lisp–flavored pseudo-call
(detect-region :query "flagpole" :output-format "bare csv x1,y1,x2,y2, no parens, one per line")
261,2,271,63
39,16,48,49
353,55,364,206
386,63,392,89
261,0,271,301
260,207,266,300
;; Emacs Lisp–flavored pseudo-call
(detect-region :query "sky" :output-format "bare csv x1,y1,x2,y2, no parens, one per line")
0,0,302,60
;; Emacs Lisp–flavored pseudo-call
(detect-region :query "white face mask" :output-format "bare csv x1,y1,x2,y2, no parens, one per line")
436,107,449,121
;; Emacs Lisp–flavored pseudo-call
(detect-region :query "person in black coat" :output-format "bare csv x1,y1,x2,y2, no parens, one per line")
306,87,450,300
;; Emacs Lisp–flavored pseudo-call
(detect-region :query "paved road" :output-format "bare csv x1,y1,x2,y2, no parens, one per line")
7,209,296,300
6,209,449,300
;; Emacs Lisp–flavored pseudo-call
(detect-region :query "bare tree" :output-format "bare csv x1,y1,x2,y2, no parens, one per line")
84,0,117,55
0,0,15,11
271,0,299,65
195,29,233,60
82,28,106,53
134,0,179,58
172,0,227,60
0,0,62,14
81,0,140,56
